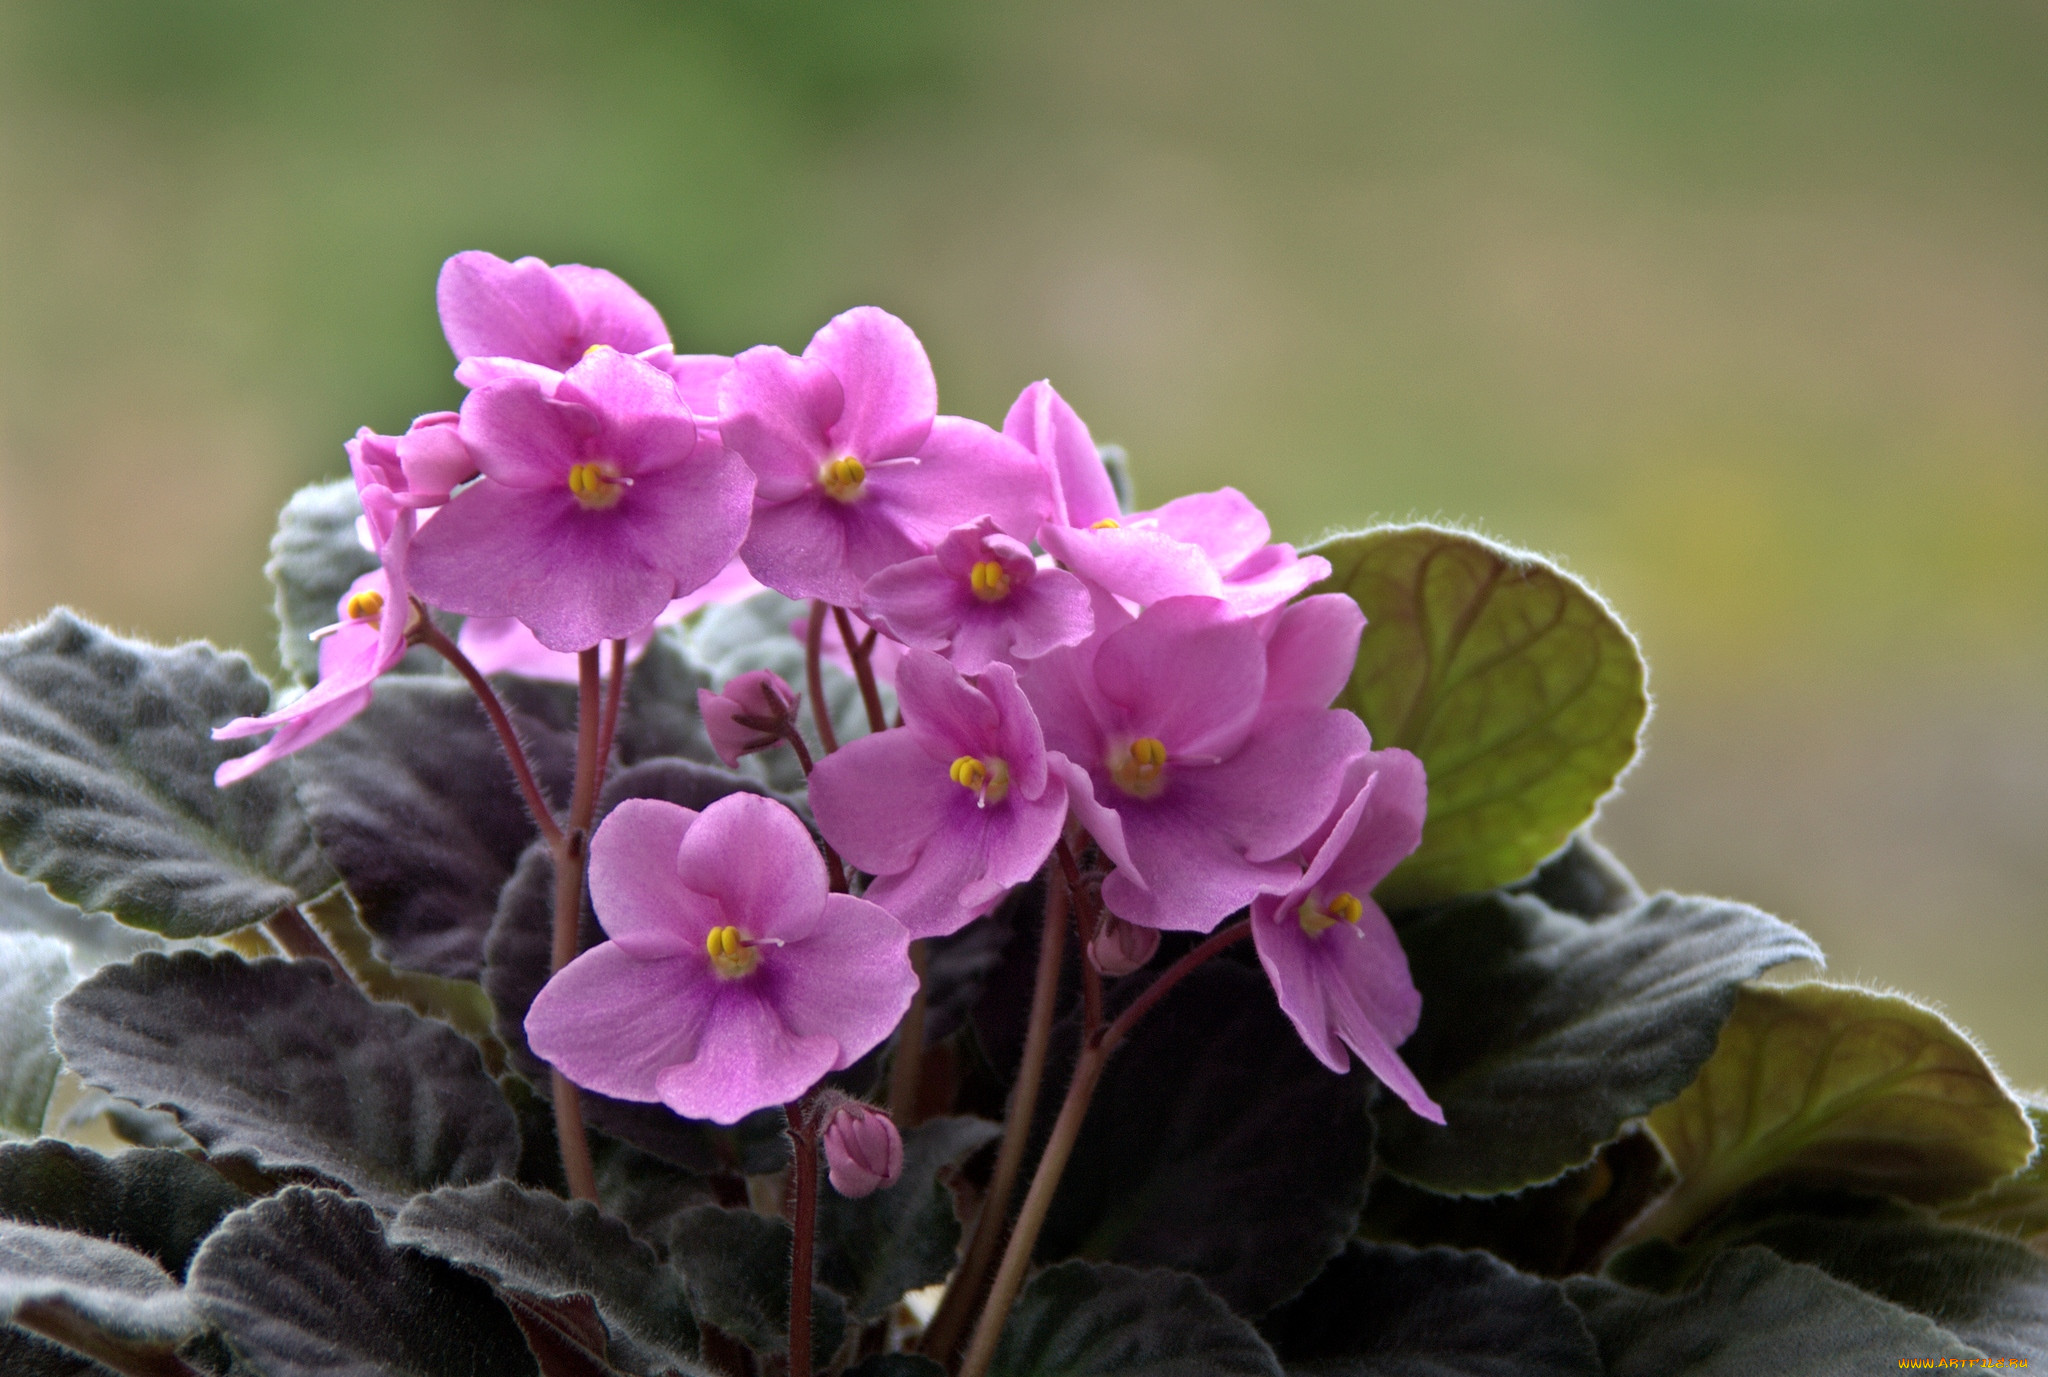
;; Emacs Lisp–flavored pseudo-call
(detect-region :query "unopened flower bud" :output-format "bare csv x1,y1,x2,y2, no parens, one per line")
822,1102,902,1199
698,670,800,768
1087,913,1160,977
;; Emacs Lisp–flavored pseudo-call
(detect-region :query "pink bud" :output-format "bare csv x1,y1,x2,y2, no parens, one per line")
822,1103,903,1198
698,670,800,768
1088,913,1160,977
394,411,476,503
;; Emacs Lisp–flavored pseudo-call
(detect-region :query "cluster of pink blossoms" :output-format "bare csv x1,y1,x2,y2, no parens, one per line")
215,251,1444,1130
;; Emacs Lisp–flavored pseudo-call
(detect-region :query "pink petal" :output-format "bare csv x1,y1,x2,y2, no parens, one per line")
1262,594,1364,711
1003,380,1120,529
765,892,917,1061
553,348,698,477
654,985,841,1124
525,942,724,1103
588,799,718,959
672,794,828,943
809,730,957,876
553,263,670,356
438,252,580,368
1092,597,1265,759
460,381,600,489
805,306,936,463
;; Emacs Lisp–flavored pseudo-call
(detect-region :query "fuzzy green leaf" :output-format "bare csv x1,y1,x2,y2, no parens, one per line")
0,612,339,937
188,1186,538,1377
0,1218,203,1376
816,1116,999,1321
1943,1101,2048,1241
1566,1247,1979,1373
662,1205,845,1368
1307,526,1646,906
1639,984,2038,1242
0,935,71,1138
0,1141,246,1280
266,479,380,686
389,1180,698,1372
1259,1241,1601,1376
54,952,519,1208
987,1261,1281,1377
1380,891,1820,1194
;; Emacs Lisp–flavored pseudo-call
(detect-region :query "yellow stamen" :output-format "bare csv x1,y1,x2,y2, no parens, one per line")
705,924,761,979
1090,518,1121,530
949,756,986,791
344,590,385,624
567,460,627,510
1109,737,1167,799
1298,891,1364,938
948,755,1012,806
819,456,867,501
968,560,1012,602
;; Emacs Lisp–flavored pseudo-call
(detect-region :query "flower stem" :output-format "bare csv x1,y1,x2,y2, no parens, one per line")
263,904,351,983
1055,839,1103,1038
785,1099,820,1377
921,875,1068,1365
591,636,627,800
833,605,888,735
887,940,930,1125
955,918,1254,1377
772,725,847,893
421,619,564,850
543,646,609,1205
804,601,838,756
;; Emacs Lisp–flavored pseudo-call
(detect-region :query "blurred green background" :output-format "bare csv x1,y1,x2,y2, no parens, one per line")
2,3,2042,1081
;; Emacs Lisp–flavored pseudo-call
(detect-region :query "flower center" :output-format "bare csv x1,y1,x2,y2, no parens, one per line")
819,456,867,502
567,460,627,510
344,590,385,625
1090,517,1121,530
1297,891,1364,938
1108,737,1168,798
705,925,762,979
949,754,1012,807
968,560,1012,602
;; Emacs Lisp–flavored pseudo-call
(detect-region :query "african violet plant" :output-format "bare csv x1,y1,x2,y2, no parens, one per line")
0,251,2041,1377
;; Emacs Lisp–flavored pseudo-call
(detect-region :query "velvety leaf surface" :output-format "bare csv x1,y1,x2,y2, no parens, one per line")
1943,1101,2048,1241
987,1261,1281,1377
1566,1247,1980,1373
1379,891,1820,1194
0,1218,199,1342
1504,832,1643,920
266,478,380,686
0,867,156,970
661,1204,845,1367
293,675,574,980
608,627,723,766
389,1180,698,1370
686,591,878,790
1307,526,1646,907
297,887,502,1065
0,612,339,938
1258,1241,1600,1377
0,1141,247,1279
1036,961,1375,1316
188,1186,538,1377
0,933,71,1136
816,1115,999,1321
1640,984,2037,1241
53,952,520,1208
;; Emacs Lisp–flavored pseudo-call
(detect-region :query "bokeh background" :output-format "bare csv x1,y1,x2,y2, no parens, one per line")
2,3,2042,1080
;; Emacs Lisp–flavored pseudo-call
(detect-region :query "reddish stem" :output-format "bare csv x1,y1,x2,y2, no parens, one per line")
785,1100,819,1376
420,619,564,849
804,601,839,757
833,605,888,735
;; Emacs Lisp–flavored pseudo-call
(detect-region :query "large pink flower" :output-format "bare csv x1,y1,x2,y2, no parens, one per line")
1023,595,1369,932
1249,749,1442,1123
720,307,1051,606
526,794,917,1125
406,347,755,652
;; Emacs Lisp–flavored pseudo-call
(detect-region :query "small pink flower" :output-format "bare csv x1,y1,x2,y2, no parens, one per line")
525,794,916,1124
1249,749,1442,1123
439,251,669,378
698,669,801,768
822,1102,904,1198
1039,488,1327,618
861,517,1093,676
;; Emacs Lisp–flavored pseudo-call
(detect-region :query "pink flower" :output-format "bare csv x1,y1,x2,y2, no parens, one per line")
405,346,755,653
1002,380,1121,530
1038,488,1327,618
698,669,801,769
810,651,1068,939
348,412,476,513
1087,913,1161,977
719,307,1051,606
1249,749,1442,1123
1023,596,1369,932
525,794,917,1125
822,1102,904,1198
439,251,667,377
861,517,1094,676
212,571,407,785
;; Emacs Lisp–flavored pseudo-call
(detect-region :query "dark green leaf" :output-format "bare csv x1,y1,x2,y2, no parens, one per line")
266,479,379,686
54,952,520,1208
848,1356,946,1377
188,1186,538,1377
293,675,574,980
0,1219,199,1343
816,1116,999,1321
296,886,503,1063
1307,526,1646,907
1037,961,1374,1317
608,627,722,766
0,612,339,937
1504,832,1643,919
1566,1247,1980,1373
662,1204,845,1367
987,1261,1281,1377
0,934,71,1137
0,867,156,971
1259,1241,1600,1377
1944,1101,2048,1241
389,1180,698,1371
1379,890,1820,1194
0,1141,246,1279
1640,984,2038,1242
